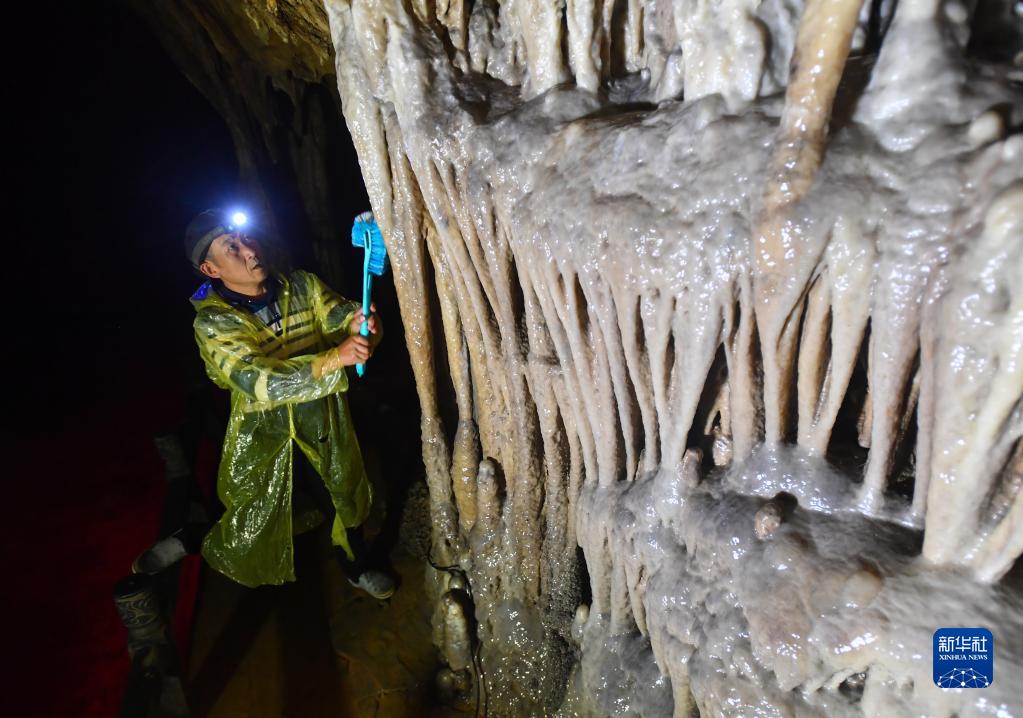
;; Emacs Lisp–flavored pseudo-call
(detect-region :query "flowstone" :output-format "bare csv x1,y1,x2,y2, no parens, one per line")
325,0,1022,714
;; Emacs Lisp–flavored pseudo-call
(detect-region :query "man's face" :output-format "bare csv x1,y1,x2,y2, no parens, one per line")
200,233,267,288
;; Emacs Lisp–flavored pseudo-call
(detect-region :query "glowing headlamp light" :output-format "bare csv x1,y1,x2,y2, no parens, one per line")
227,211,248,230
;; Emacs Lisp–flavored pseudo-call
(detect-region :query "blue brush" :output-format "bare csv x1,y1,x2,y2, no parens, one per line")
351,211,388,377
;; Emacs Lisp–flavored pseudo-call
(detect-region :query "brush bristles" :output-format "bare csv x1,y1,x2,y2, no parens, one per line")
352,215,389,276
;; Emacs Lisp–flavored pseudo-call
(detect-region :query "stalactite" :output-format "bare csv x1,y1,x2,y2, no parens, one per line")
805,217,874,454
923,180,1023,577
614,287,660,473
754,0,866,446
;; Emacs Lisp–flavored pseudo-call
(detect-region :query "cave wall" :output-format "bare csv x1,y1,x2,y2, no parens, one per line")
326,0,1023,714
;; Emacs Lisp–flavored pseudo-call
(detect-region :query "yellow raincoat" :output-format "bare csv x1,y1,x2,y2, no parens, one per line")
191,269,372,587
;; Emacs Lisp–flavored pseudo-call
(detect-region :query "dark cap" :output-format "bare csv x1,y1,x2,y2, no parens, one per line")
184,209,229,269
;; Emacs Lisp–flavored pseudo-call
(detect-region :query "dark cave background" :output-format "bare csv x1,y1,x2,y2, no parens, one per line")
8,2,420,715
13,0,395,357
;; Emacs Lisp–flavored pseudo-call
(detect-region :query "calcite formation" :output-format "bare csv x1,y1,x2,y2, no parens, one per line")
326,0,1022,714
134,0,1023,714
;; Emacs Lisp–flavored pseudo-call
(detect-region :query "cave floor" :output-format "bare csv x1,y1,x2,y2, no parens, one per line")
185,527,466,717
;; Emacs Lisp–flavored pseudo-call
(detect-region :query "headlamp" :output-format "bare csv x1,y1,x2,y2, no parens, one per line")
227,211,248,231
189,208,253,268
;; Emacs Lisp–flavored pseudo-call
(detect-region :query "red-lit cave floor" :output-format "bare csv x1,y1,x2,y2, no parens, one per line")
6,338,179,718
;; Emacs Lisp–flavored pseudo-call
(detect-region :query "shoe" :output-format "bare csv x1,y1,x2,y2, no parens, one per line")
131,535,188,575
348,570,396,599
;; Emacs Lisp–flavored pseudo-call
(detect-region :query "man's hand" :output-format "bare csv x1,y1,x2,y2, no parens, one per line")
350,303,381,336
336,335,373,366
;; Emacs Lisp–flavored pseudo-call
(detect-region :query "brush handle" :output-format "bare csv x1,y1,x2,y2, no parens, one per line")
356,241,373,377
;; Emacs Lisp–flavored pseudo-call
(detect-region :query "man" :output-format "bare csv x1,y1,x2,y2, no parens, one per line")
136,208,394,599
